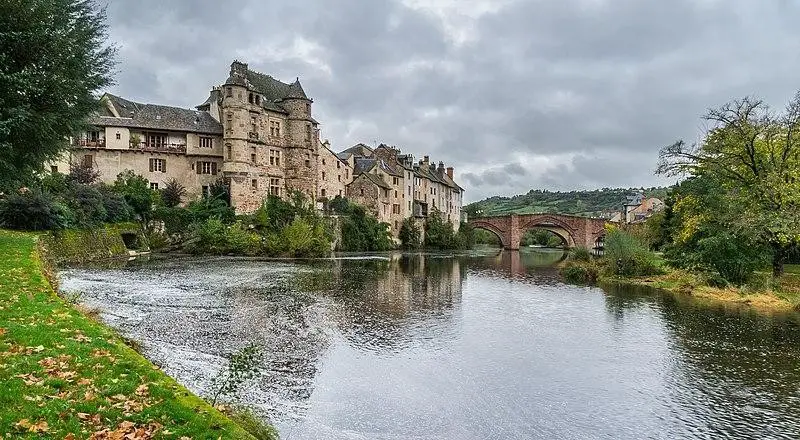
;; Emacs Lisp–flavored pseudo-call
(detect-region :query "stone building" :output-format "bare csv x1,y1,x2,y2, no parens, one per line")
60,60,461,234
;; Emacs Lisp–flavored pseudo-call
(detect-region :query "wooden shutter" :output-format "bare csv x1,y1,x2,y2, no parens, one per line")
162,159,167,173
149,158,154,172
211,162,217,175
196,161,201,174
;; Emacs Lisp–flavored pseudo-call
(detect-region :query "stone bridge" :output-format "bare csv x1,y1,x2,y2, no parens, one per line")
469,214,608,250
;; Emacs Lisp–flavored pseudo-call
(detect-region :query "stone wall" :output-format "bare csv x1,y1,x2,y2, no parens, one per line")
40,223,146,266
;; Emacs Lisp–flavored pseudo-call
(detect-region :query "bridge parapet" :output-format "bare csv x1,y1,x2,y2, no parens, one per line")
469,213,606,250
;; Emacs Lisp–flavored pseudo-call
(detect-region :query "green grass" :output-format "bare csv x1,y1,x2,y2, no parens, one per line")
0,230,261,439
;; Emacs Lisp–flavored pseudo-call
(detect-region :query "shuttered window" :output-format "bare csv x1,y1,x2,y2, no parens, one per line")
196,161,218,175
149,158,166,173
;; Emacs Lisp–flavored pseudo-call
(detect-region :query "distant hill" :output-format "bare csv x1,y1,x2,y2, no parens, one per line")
465,187,670,218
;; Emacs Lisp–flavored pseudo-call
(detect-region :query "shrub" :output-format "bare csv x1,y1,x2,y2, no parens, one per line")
68,162,101,184
187,197,236,225
424,209,457,249
281,217,329,257
560,261,599,284
152,206,193,237
0,189,72,230
98,185,134,223
160,178,187,208
113,170,155,222
604,227,661,277
187,218,228,254
694,232,769,286
399,218,421,249
569,246,592,262
65,183,107,227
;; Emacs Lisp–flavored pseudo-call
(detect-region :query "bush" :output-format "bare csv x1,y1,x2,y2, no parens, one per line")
399,218,421,249
99,185,134,223
694,232,769,286
186,197,236,225
113,170,155,222
569,246,592,262
604,227,661,277
560,261,600,284
424,209,457,249
0,189,72,230
339,203,393,252
160,178,187,208
65,183,107,227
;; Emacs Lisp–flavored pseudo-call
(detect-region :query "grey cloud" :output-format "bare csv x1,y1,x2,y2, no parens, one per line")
100,0,800,202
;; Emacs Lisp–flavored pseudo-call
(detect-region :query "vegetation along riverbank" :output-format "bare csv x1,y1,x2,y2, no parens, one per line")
0,230,271,439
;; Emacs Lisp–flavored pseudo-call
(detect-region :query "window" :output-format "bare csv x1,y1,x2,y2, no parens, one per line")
393,177,398,185
384,189,390,197
150,182,159,190
305,154,310,167
226,87,232,97
51,165,58,173
255,95,260,105
146,133,167,148
269,149,281,166
408,201,411,210
226,145,232,160
89,130,100,141
394,190,398,198
270,121,281,137
115,132,121,140
149,158,166,173
322,158,326,166
227,113,233,122
197,161,217,175
199,137,213,148
251,179,258,190
251,147,257,164
202,185,210,198
82,154,93,168
248,93,253,104
394,221,398,230
392,204,400,214
337,175,341,182
321,188,326,197
336,161,340,169
360,188,364,196
345,169,349,178
270,178,281,196
322,171,326,180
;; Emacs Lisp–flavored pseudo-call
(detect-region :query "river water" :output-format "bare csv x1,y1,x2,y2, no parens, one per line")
59,249,800,439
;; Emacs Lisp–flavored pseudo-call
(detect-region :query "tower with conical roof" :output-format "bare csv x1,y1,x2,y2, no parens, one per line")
212,60,321,212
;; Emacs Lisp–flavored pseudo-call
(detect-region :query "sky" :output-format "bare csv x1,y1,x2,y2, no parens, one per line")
103,0,800,202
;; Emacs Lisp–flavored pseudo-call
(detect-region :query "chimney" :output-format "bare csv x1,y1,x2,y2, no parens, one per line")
446,167,454,179
423,155,430,166
438,161,444,171
231,60,248,77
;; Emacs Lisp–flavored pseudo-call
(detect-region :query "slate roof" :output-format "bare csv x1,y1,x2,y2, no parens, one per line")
339,143,374,159
353,158,377,175
359,172,392,190
89,93,223,135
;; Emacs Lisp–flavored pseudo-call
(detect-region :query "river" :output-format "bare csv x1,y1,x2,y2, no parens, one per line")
59,248,800,439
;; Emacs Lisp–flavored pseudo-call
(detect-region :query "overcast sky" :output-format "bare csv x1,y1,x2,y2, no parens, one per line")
103,0,800,202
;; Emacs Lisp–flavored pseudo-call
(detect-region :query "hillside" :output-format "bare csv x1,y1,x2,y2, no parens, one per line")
465,187,670,218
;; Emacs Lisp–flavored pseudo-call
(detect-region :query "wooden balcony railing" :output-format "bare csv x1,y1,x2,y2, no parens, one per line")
75,139,106,148
129,142,187,153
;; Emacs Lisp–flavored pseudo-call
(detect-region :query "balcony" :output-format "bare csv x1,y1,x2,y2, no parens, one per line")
129,142,186,154
74,139,106,148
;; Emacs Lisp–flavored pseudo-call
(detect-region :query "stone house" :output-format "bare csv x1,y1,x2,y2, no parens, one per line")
61,60,462,233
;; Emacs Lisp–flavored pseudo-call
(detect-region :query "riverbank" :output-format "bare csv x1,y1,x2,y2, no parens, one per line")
0,230,266,439
599,269,800,314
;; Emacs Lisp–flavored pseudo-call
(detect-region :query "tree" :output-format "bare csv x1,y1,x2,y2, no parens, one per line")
0,0,116,190
658,94,800,277
160,178,187,208
399,218,421,249
113,170,154,223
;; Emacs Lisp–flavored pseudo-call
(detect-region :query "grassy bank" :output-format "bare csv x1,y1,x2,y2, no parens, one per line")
599,268,800,314
0,230,262,439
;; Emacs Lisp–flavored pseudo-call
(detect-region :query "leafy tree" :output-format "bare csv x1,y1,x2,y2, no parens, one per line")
64,182,106,226
112,170,154,223
67,162,101,185
0,0,116,190
425,209,457,249
160,178,186,208
399,218,421,249
658,94,800,276
0,189,71,230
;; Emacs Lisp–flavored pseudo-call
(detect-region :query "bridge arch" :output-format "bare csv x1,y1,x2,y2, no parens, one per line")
470,220,510,249
518,215,578,248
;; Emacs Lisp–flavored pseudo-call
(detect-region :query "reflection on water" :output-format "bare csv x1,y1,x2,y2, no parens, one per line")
60,249,800,440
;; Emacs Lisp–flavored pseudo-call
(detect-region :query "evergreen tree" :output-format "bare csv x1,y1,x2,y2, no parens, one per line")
0,0,116,190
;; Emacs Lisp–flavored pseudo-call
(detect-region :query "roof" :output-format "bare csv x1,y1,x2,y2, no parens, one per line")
90,93,223,135
224,61,310,113
356,172,392,190
353,158,377,175
339,143,374,159
195,89,220,110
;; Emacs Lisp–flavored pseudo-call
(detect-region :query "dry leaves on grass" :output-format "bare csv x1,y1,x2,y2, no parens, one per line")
89,420,163,440
15,418,49,433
